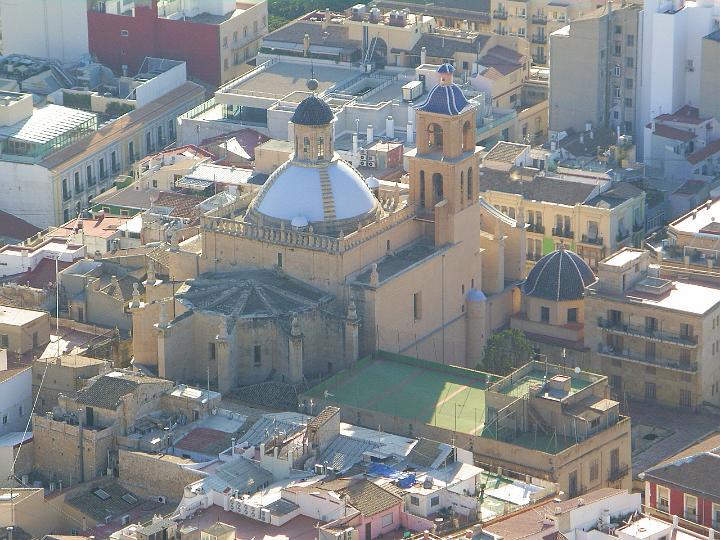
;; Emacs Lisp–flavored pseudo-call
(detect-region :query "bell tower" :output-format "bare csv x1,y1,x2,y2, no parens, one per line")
408,64,480,217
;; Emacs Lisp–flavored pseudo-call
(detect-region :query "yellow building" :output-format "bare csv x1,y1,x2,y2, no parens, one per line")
584,248,720,411
479,142,646,270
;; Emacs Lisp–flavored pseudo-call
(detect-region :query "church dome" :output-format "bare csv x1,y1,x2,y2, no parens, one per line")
291,95,334,126
250,157,378,233
523,248,596,301
416,63,470,115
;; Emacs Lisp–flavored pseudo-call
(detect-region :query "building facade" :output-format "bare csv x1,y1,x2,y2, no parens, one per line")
584,248,720,411
87,0,268,86
549,2,641,141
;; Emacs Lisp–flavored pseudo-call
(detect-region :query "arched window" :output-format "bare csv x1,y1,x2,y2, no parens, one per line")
460,171,464,203
467,167,473,201
462,121,473,152
432,173,443,201
303,137,310,158
317,137,325,160
419,170,426,208
428,123,443,150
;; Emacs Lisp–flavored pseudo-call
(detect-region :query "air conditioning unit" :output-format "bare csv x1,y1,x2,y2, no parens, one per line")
368,161,376,168
359,159,367,167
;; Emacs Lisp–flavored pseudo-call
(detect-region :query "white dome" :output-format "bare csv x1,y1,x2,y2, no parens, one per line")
255,158,377,225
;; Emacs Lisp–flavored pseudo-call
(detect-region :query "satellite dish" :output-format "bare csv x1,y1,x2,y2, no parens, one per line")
574,366,581,374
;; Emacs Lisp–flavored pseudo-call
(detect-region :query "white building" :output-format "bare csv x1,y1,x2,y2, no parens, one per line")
0,0,89,63
638,0,720,159
0,364,32,436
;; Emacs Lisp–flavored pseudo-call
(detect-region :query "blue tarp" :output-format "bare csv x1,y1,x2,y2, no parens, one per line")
368,463,416,487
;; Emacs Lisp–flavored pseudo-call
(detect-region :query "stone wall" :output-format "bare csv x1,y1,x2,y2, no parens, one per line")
118,449,204,502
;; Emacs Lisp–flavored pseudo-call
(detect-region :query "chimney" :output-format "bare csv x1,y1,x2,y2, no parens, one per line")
367,124,374,143
303,33,310,57
386,116,395,138
352,133,359,155
672,515,679,529
420,46,427,64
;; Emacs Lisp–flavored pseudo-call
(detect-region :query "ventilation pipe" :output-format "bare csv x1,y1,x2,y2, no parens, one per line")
386,116,395,138
367,124,374,143
420,46,427,64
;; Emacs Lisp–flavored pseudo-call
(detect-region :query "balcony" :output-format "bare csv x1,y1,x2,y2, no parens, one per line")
597,344,698,373
493,10,508,19
552,227,574,239
608,465,629,482
597,318,698,347
527,223,545,234
532,14,547,24
532,54,547,64
531,35,547,44
580,234,604,246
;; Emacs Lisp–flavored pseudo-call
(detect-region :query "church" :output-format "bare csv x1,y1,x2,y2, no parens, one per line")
130,64,528,392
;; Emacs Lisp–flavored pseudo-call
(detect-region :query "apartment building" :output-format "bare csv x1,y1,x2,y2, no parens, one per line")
88,0,268,86
480,142,646,270
549,2,642,141
700,30,720,122
0,82,204,228
375,0,493,33
638,0,720,160
490,0,596,65
585,248,720,411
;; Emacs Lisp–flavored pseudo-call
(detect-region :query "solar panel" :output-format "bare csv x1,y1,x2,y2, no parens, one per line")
93,488,111,501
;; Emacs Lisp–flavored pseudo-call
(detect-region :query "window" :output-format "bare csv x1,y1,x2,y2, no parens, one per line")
712,503,720,528
614,25,622,34
614,86,621,98
614,64,621,77
625,56,634,68
277,253,283,268
233,31,238,42
0,334,8,348
1,416,6,425
223,36,228,48
625,97,633,107
610,374,622,393
410,496,419,506
685,494,698,522
208,342,216,360
680,323,693,339
381,513,393,527
224,58,229,70
657,485,669,512
253,20,258,34
253,345,262,366
120,29,129,37
430,496,440,507
680,389,692,408
18,406,22,417
467,167,473,201
645,382,656,401
590,459,599,482
614,43,622,56
413,292,422,320
625,78,633,90
243,26,248,38
317,137,324,160
99,158,106,178
303,137,310,157
626,34,634,47
541,306,550,322
567,308,578,323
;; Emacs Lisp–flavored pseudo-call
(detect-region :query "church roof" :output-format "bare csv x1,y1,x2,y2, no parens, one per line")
291,95,334,126
415,65,470,115
253,158,377,228
176,269,333,318
523,248,596,301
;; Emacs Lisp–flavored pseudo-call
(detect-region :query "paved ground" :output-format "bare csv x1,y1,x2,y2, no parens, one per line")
628,398,720,477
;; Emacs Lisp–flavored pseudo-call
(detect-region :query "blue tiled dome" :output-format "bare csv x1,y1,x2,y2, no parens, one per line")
291,95,334,126
523,248,596,301
415,67,470,116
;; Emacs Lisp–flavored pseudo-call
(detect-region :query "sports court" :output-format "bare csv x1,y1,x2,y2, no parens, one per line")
306,353,499,435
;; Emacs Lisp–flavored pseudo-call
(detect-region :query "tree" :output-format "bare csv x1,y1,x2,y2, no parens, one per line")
481,329,533,375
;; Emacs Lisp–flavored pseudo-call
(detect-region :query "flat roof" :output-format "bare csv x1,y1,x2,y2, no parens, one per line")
602,248,644,267
0,306,46,326
222,62,357,100
0,104,95,144
624,279,720,315
670,199,720,235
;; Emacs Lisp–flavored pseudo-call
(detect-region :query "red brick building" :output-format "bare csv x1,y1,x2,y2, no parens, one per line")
87,0,268,87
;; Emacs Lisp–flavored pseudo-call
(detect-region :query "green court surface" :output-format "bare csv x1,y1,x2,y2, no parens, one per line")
306,354,493,435
499,369,591,398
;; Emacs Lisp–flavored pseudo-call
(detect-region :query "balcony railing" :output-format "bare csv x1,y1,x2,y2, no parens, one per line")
493,10,508,19
597,318,698,347
532,14,547,24
531,35,547,44
608,465,629,482
552,227,574,239
527,223,545,234
597,344,698,373
580,234,604,246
